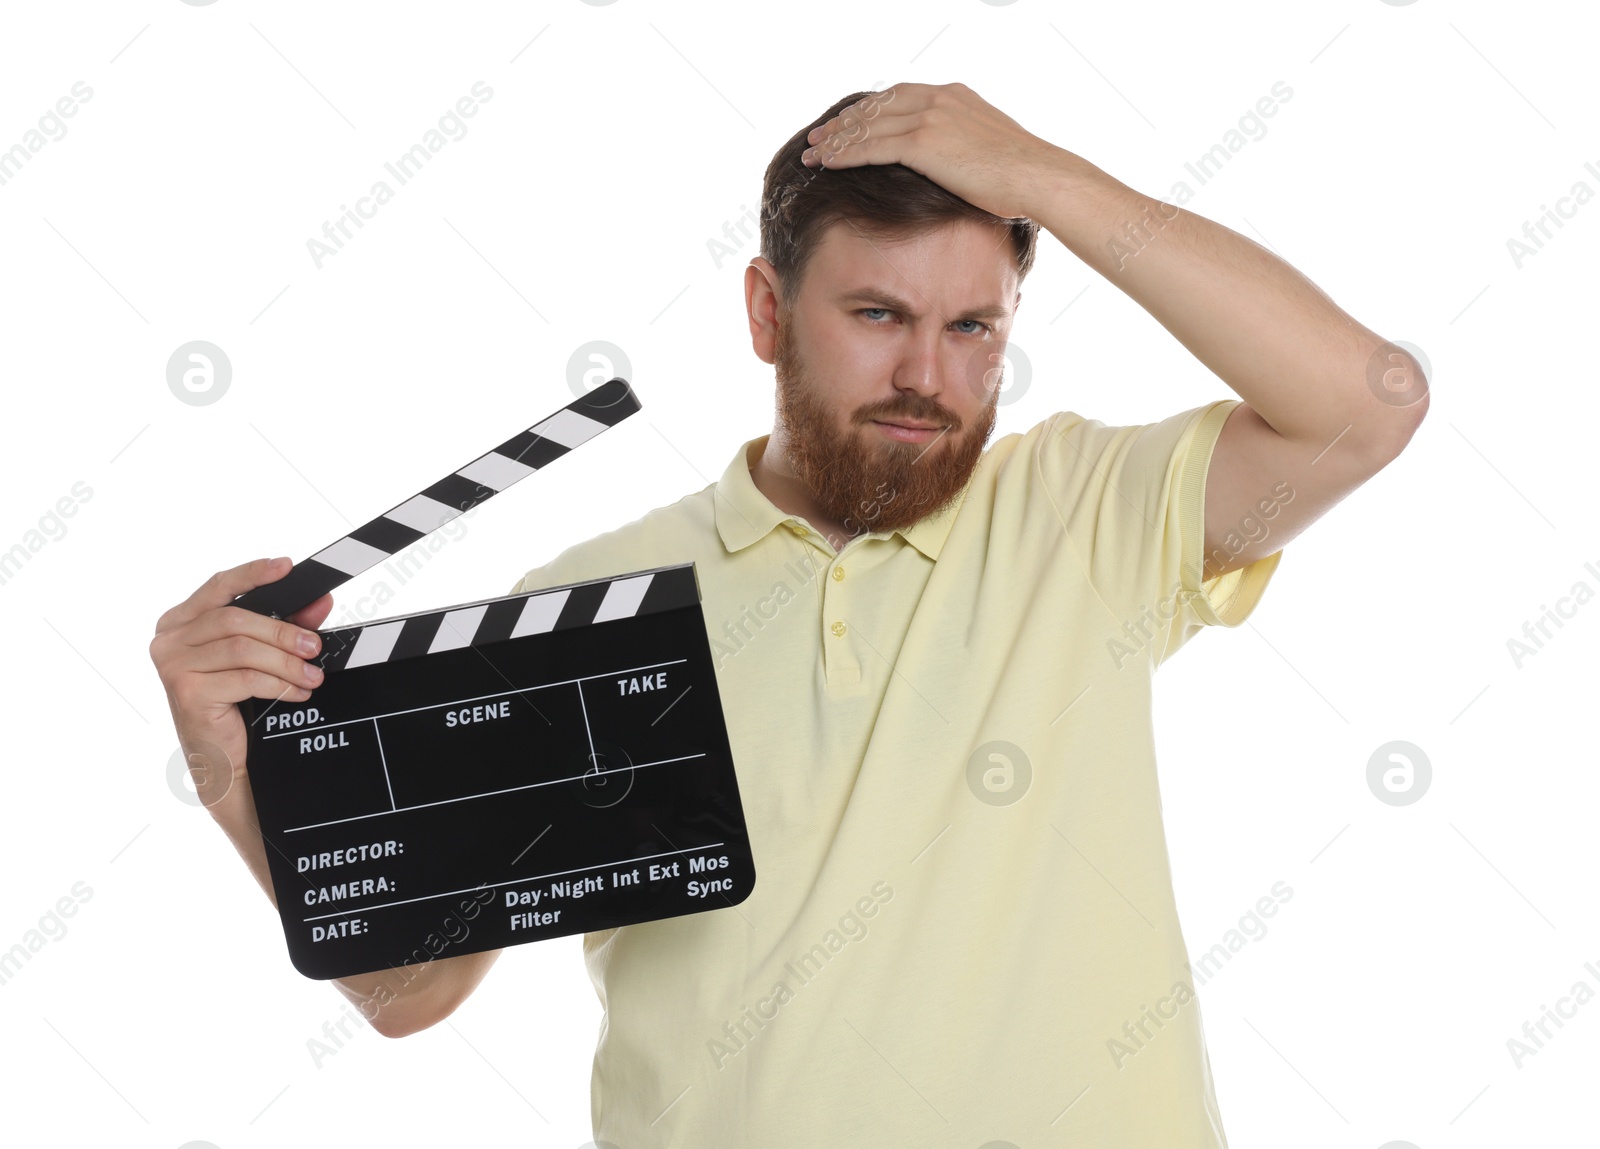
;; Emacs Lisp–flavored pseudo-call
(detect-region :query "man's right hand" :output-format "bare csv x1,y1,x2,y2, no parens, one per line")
148,556,333,835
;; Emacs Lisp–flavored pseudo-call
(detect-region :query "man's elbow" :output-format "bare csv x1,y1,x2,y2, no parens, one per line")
1380,388,1427,467
366,990,459,1039
349,946,503,1039
372,1009,444,1040
1365,346,1430,465
371,1014,424,1040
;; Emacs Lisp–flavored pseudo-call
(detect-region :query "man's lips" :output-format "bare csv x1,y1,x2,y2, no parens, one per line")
870,418,947,443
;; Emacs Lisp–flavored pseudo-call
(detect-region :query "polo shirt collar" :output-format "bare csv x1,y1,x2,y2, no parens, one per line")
714,434,967,561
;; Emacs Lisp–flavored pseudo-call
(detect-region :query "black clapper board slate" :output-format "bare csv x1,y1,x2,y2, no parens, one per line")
231,379,755,980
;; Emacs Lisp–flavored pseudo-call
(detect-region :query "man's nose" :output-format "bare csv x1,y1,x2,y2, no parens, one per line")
892,331,953,398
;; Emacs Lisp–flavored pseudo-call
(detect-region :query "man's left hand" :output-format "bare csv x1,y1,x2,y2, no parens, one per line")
802,82,1064,221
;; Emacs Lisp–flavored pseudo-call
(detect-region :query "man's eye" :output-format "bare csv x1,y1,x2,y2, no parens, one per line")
860,308,892,322
954,320,989,335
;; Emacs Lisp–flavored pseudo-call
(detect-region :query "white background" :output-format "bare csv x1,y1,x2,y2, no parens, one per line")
0,1,1593,1146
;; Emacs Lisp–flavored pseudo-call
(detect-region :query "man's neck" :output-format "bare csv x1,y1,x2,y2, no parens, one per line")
748,433,852,551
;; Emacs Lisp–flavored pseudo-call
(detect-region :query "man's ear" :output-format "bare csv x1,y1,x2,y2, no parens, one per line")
745,257,782,366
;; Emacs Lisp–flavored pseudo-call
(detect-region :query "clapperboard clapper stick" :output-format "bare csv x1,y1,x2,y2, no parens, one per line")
231,379,755,981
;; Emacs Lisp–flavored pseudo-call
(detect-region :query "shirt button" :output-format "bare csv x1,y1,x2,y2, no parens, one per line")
832,566,845,581
831,621,847,637
787,523,807,536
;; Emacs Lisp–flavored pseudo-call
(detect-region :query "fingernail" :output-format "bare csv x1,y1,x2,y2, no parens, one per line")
297,632,318,655
305,663,323,683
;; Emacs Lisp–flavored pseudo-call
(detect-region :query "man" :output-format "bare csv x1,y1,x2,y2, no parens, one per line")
151,83,1426,1145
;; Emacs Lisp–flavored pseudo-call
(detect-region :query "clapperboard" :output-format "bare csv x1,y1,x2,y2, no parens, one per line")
233,379,755,981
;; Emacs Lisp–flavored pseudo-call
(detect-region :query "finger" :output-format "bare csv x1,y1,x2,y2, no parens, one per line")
172,602,324,661
157,557,293,634
812,104,916,154
820,113,913,155
806,118,916,169
287,592,335,633
806,84,919,143
820,82,920,130
205,667,316,709
172,631,326,692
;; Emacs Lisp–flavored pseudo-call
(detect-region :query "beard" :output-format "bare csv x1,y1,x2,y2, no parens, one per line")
771,312,997,542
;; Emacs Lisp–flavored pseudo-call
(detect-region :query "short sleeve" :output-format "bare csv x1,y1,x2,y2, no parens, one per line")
506,551,587,600
1035,399,1282,671
505,528,648,602
507,554,576,599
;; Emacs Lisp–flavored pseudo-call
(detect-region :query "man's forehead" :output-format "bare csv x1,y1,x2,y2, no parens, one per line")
808,218,1018,312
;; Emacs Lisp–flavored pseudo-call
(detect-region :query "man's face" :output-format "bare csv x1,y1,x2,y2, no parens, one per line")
770,217,1019,542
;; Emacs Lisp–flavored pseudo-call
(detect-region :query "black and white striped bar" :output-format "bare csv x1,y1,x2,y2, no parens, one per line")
312,564,700,674
234,378,640,621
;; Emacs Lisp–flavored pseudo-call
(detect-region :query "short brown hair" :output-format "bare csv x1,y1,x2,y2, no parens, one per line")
759,89,1040,311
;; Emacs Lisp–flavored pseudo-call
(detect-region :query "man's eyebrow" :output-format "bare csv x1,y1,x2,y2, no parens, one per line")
834,288,1011,324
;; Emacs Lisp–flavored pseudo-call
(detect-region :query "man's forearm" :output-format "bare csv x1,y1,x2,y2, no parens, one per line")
1030,148,1421,454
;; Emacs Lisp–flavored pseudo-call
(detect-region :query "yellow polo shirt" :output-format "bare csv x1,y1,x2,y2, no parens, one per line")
509,397,1282,1146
